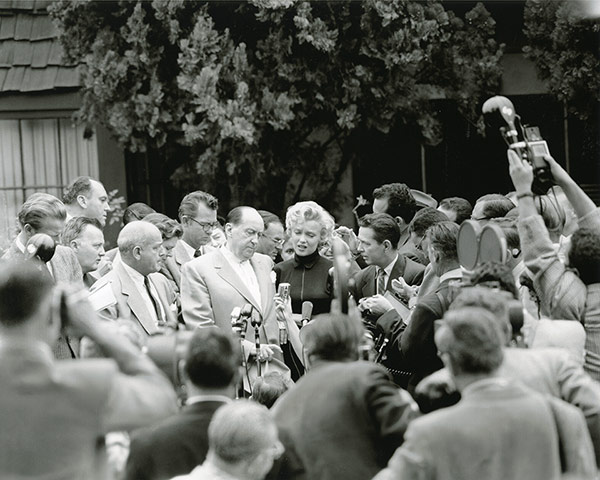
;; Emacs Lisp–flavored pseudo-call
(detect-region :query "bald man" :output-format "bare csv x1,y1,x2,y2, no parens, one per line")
63,176,112,227
181,207,280,351
90,221,177,337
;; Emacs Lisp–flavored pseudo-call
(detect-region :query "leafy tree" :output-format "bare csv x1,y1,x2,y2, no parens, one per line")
50,0,503,212
523,0,600,120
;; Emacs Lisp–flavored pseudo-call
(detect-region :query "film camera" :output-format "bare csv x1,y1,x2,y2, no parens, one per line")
482,95,554,195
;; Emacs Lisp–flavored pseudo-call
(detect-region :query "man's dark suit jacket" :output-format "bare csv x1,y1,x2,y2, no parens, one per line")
269,361,419,480
125,400,226,480
350,254,425,303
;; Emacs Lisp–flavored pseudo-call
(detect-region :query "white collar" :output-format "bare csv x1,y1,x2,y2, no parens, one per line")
439,268,462,284
180,239,197,258
121,260,146,285
221,244,248,264
15,236,26,253
380,254,398,278
462,377,510,397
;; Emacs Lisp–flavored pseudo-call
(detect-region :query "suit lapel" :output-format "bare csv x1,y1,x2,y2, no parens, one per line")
361,267,377,298
387,256,407,292
214,251,261,312
115,263,158,335
174,240,193,268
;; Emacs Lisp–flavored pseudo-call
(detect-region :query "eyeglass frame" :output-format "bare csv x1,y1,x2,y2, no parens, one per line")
259,232,285,246
186,216,219,233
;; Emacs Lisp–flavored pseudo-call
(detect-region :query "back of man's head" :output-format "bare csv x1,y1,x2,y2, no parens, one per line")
426,221,459,263
62,176,92,206
18,193,66,229
208,400,279,466
372,183,417,223
438,197,473,225
123,202,156,225
569,227,600,285
409,207,449,238
184,328,240,389
0,261,54,328
473,194,514,220
436,307,504,376
251,372,293,409
257,210,282,230
450,286,512,344
359,213,400,246
302,313,364,362
469,262,519,300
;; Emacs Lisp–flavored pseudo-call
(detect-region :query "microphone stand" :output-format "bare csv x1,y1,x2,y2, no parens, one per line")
252,316,262,378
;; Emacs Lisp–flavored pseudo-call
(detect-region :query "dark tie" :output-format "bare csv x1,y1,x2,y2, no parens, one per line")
194,247,202,258
376,268,386,295
144,276,165,325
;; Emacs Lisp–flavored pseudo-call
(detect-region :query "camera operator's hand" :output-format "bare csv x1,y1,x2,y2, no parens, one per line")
59,288,101,339
507,149,534,193
391,277,417,303
274,294,292,323
542,154,571,186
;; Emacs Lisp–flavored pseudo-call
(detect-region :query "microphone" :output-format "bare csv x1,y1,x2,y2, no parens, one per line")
301,301,313,327
25,233,56,263
236,304,253,340
482,95,519,145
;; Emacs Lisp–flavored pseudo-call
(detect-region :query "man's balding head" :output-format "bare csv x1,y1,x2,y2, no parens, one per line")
118,221,163,275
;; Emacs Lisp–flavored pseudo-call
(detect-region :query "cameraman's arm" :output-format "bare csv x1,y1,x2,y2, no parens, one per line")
65,294,177,431
509,150,586,320
543,154,598,227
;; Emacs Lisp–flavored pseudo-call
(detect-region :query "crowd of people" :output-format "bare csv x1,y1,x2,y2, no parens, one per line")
1,148,600,480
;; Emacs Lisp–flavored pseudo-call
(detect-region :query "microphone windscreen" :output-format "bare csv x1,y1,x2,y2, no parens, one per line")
301,301,313,320
241,303,254,318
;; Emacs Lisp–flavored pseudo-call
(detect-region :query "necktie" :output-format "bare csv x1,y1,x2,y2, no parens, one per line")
144,276,165,325
376,268,386,295
194,247,202,258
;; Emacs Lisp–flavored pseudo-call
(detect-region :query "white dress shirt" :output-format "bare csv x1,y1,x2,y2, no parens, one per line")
121,262,165,325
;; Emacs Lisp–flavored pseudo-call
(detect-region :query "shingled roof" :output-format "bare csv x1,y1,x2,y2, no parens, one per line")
0,0,80,93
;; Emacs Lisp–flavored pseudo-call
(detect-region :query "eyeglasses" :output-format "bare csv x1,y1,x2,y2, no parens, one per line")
260,233,285,246
187,217,219,233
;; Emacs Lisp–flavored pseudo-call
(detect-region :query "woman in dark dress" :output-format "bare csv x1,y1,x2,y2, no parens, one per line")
274,201,335,316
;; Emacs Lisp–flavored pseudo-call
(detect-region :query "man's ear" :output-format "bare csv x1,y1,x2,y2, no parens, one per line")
76,194,88,209
23,223,35,237
224,223,233,238
132,245,142,260
70,240,79,251
382,239,392,251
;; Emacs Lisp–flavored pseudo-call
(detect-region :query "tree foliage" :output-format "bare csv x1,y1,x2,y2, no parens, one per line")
50,0,503,210
523,0,600,119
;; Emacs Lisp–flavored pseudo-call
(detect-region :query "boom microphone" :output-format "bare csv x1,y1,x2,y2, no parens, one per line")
482,95,519,145
301,301,313,327
25,233,56,263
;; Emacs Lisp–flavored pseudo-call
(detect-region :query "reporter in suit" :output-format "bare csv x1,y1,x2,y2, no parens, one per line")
91,221,177,337
1,192,82,358
0,261,177,479
126,328,239,480
181,207,280,352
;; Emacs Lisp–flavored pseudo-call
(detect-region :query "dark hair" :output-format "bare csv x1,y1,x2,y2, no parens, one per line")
184,329,240,388
143,213,183,240
438,197,473,225
0,261,54,327
489,217,520,251
61,216,103,245
18,193,66,229
257,210,282,230
426,221,459,262
359,213,400,246
123,202,156,224
450,287,512,344
409,207,449,238
251,372,292,408
475,194,515,220
469,262,519,299
302,313,364,362
372,183,417,223
569,228,600,285
227,206,256,226
62,176,93,205
437,307,504,375
178,191,218,221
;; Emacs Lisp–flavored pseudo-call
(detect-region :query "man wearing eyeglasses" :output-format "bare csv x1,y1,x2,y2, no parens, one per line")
181,207,281,358
174,191,219,280
257,210,285,262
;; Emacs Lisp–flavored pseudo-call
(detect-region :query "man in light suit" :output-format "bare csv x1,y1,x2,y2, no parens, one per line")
2,192,82,358
0,261,177,479
172,191,219,288
375,307,596,480
62,216,106,288
91,221,177,337
181,207,280,354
